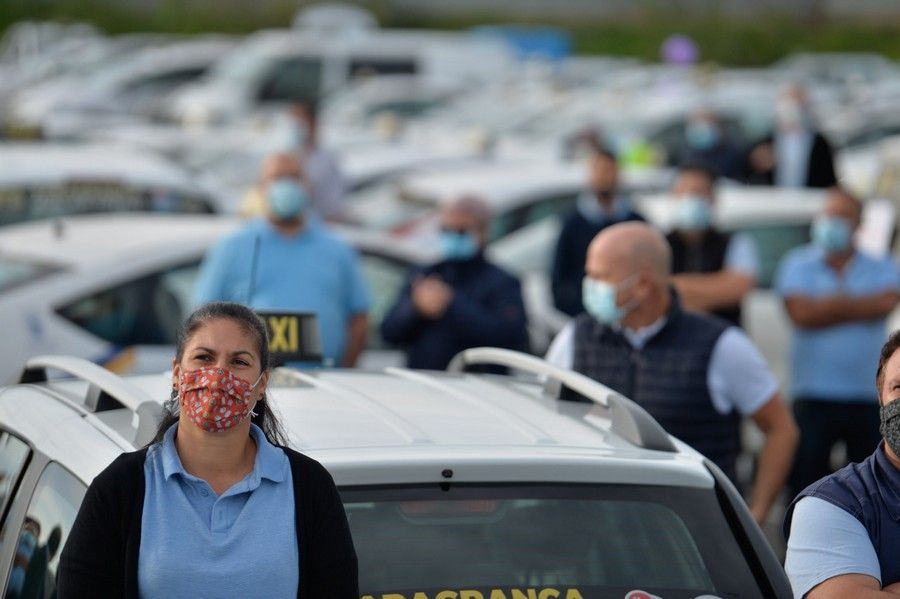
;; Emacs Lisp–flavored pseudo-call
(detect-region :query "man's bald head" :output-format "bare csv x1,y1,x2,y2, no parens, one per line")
586,222,672,283
441,195,492,242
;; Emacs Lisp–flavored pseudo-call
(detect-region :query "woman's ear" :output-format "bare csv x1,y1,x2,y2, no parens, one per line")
171,358,181,393
258,370,270,398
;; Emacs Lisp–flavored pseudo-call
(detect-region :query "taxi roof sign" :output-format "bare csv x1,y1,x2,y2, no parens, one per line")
256,310,322,366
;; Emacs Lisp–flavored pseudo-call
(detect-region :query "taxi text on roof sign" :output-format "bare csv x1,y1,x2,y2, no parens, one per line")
361,589,584,599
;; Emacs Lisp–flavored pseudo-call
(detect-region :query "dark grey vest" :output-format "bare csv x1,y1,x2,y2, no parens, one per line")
570,296,739,480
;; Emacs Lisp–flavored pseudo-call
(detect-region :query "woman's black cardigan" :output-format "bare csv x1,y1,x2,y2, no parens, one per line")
57,446,359,598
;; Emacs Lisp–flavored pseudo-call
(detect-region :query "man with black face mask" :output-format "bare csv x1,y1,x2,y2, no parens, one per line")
551,148,645,316
785,331,900,598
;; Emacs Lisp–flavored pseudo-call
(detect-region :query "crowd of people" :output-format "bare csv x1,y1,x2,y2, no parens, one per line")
88,84,900,597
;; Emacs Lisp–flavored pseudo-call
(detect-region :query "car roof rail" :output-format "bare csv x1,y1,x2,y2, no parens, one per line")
447,347,677,453
18,355,163,447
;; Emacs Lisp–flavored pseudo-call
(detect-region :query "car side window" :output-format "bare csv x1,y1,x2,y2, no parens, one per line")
358,252,407,349
3,462,86,599
491,192,578,242
731,224,810,288
0,433,30,529
56,261,200,346
257,56,323,103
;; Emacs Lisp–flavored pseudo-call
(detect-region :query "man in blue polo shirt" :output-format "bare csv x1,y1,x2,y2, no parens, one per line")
776,187,900,497
784,331,900,597
195,153,371,366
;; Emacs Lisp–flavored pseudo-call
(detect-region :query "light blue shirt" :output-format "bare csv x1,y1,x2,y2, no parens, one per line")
194,218,372,364
786,496,881,598
546,322,777,416
775,245,900,401
576,190,634,224
139,423,298,599
724,232,760,277
775,130,813,188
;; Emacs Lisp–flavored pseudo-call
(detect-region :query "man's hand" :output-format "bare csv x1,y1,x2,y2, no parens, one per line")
412,276,454,319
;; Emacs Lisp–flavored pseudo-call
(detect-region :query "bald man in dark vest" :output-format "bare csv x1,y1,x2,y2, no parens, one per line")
546,221,798,525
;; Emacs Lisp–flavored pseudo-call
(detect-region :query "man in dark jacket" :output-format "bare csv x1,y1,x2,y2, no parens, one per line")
745,84,837,188
668,162,759,327
551,148,645,316
381,196,528,369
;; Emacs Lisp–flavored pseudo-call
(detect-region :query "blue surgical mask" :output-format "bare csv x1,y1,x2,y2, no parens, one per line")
686,122,719,150
440,231,479,261
267,179,307,221
582,274,640,324
811,215,852,253
676,195,713,231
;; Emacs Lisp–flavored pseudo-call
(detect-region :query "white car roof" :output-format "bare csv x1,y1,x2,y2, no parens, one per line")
0,213,238,269
635,185,828,231
0,143,206,192
0,213,433,272
9,355,714,489
398,160,583,210
397,159,671,211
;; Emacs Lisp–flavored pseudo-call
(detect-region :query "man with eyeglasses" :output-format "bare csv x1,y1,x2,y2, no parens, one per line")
546,221,797,525
381,195,528,369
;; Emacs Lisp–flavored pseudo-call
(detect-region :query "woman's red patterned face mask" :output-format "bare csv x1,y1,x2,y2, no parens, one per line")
178,367,263,433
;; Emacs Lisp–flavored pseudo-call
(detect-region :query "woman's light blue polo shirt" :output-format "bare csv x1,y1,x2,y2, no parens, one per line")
138,423,298,598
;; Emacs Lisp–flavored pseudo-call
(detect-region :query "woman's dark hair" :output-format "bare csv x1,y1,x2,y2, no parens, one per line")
876,330,900,401
149,301,288,446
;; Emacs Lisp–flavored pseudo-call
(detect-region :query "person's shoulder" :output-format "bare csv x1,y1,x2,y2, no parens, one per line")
624,208,646,222
559,208,586,229
309,225,357,255
218,219,267,246
680,306,731,333
856,251,898,271
482,260,520,285
91,448,149,491
281,446,335,482
781,244,819,266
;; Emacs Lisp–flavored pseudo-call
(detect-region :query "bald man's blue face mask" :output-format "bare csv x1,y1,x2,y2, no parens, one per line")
582,273,641,325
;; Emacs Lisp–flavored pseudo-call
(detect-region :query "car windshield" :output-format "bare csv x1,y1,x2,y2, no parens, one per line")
343,483,765,599
0,256,60,292
0,184,214,226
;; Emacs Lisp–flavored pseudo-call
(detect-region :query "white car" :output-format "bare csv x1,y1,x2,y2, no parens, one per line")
344,158,673,242
0,349,792,597
0,213,445,384
6,37,236,139
0,142,222,225
166,28,514,127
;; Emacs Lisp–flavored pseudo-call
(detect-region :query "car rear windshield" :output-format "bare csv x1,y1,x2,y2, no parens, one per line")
0,256,60,292
342,483,765,599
